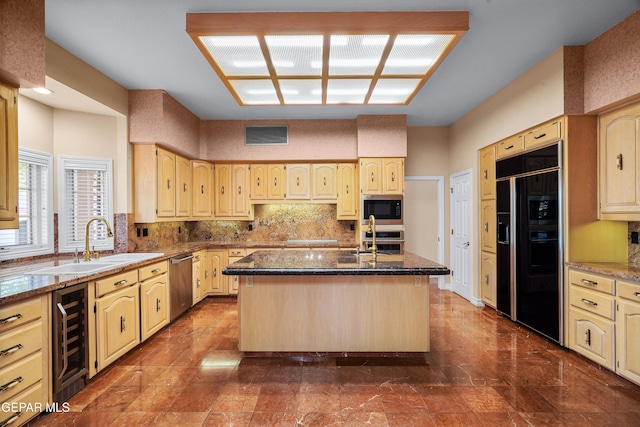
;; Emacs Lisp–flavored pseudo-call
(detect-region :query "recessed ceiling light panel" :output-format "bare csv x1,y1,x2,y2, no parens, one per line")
327,79,371,104
265,35,323,76
200,36,269,76
369,79,422,104
279,79,323,104
229,80,279,104
329,35,389,76
382,34,455,75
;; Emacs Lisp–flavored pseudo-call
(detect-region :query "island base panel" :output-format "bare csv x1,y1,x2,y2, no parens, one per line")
238,275,429,352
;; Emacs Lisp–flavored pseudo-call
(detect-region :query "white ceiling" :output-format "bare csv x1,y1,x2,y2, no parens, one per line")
41,0,639,126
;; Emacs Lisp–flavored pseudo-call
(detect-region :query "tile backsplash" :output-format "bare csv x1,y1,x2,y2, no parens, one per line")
128,204,356,252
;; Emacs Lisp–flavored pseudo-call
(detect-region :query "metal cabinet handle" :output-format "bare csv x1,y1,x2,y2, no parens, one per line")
296,177,300,186
345,185,349,194
183,183,187,192
0,377,23,392
634,292,640,298
274,177,277,187
581,298,598,307
483,170,488,179
151,268,161,274
616,153,623,170
257,177,260,187
56,303,69,380
156,298,161,312
120,316,126,333
214,268,217,278
371,172,374,182
391,172,395,182
323,176,327,186
0,344,23,357
201,185,204,194
534,133,547,140
581,279,598,286
0,411,23,426
484,222,489,232
0,314,22,324
221,186,225,194
485,274,489,285
238,186,242,195
204,270,208,279
114,279,128,286
585,328,591,346
504,145,514,150
197,278,201,289
167,179,171,189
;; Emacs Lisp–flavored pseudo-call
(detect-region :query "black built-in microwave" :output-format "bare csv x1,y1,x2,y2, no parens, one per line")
361,195,403,225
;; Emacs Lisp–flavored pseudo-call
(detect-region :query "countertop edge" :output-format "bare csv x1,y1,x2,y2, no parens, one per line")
566,261,640,283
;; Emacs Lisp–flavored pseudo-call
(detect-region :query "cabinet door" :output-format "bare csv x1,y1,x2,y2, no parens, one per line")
175,154,191,218
496,135,524,159
0,83,18,228
140,273,169,341
382,158,403,194
206,251,225,295
96,285,140,370
480,200,496,253
232,164,251,217
479,145,496,200
214,164,232,217
250,164,268,200
599,102,640,217
192,255,203,305
524,120,562,151
569,307,615,370
312,164,337,200
157,148,176,217
268,164,285,200
286,164,311,199
337,163,358,220
617,297,640,384
192,161,213,218
360,158,382,194
480,251,497,308
227,249,246,296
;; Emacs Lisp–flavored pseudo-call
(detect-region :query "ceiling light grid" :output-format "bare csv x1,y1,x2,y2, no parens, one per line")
187,11,468,106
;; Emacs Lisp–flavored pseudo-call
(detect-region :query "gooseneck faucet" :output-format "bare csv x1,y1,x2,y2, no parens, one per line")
367,214,377,263
84,217,114,261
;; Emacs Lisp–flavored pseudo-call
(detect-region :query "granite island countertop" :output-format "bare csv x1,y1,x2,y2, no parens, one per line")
222,250,450,276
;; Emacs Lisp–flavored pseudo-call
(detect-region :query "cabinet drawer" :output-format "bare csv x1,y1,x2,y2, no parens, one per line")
228,248,246,257
524,120,562,150
618,280,640,303
0,351,42,403
0,297,42,334
0,321,43,370
569,307,615,371
570,286,615,320
568,269,615,295
139,260,168,282
0,382,45,426
95,270,139,298
496,135,524,159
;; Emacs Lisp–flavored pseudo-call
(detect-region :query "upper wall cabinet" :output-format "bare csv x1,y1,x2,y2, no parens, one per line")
312,164,337,201
496,134,524,159
133,145,192,223
337,163,358,220
192,160,213,218
524,120,562,151
285,164,311,200
0,82,18,229
479,145,496,201
359,158,404,195
250,164,285,201
599,101,640,220
214,164,253,219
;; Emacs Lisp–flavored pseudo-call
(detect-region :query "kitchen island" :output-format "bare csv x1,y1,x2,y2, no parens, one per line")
223,250,449,353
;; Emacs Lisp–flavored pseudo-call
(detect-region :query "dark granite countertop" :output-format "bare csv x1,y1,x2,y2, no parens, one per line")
222,250,450,276
566,261,640,283
0,240,357,304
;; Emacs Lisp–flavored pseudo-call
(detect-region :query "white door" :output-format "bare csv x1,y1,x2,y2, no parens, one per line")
450,170,472,301
404,177,445,288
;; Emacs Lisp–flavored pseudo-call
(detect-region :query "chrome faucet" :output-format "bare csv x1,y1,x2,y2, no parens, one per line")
84,217,114,262
367,214,377,263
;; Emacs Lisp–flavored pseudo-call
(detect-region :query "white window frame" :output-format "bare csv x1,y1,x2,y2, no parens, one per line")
58,156,114,254
0,148,54,261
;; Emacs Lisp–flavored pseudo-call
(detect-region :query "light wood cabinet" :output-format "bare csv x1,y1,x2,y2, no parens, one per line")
616,280,640,384
286,163,311,199
599,101,640,220
191,160,213,218
569,306,615,370
192,252,205,305
139,261,169,342
95,283,140,370
0,82,18,229
480,252,497,308
251,164,285,201
496,134,524,159
312,164,337,200
214,164,253,219
0,295,50,426
337,163,358,220
133,145,194,222
480,200,496,253
359,158,404,195
203,250,225,295
479,145,496,200
226,248,247,295
523,120,562,151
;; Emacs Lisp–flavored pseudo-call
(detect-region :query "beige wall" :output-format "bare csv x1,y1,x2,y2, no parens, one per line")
17,95,53,153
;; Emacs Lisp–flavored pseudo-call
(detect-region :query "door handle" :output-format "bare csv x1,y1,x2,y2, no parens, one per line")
463,242,470,248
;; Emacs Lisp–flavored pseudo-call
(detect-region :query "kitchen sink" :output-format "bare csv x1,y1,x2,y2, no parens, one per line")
26,253,164,276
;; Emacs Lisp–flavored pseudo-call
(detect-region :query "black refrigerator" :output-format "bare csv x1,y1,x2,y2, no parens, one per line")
496,143,564,344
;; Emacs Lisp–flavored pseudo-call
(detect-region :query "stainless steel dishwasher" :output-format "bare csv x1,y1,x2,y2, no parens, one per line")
169,253,193,321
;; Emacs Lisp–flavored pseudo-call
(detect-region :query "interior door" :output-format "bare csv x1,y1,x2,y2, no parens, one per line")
450,171,472,301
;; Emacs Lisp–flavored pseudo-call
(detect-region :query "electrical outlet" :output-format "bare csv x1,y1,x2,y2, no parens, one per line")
350,224,355,231
178,226,182,234
142,228,148,237
631,231,639,244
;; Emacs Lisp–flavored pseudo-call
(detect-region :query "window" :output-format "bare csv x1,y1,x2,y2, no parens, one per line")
58,156,114,254
0,148,54,260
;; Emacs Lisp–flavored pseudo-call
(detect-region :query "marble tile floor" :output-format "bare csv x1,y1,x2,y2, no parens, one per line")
30,287,640,427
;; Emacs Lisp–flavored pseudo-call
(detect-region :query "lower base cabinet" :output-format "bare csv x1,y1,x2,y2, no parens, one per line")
203,250,225,295
227,249,247,295
616,281,640,384
192,252,205,305
569,307,615,370
140,266,169,342
480,251,496,308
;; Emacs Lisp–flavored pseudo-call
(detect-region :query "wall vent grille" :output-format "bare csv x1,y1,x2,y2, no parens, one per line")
245,125,289,146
